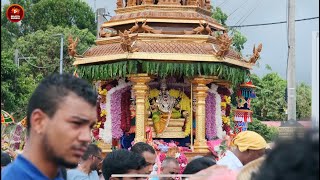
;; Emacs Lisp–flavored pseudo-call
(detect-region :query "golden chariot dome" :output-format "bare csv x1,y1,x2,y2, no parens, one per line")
73,0,262,86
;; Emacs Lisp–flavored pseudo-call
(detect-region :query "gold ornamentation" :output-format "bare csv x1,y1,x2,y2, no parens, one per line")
191,77,213,152
216,32,232,58
119,30,139,52
204,22,212,36
192,21,205,35
129,19,139,33
129,74,153,143
67,35,79,58
249,43,263,64
158,0,181,5
141,0,153,5
141,19,153,33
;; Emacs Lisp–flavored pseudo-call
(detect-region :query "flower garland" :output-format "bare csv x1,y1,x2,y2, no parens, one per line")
205,92,217,139
101,80,132,143
120,89,131,133
209,84,223,139
92,81,108,141
218,87,232,135
111,86,131,139
154,141,189,174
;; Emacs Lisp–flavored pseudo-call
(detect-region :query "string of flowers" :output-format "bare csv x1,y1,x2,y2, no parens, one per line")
101,80,132,143
209,84,223,139
111,86,131,139
205,92,217,139
120,89,131,133
92,81,108,141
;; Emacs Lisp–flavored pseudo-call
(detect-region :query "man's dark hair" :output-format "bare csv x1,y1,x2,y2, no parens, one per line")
82,144,102,161
102,149,146,180
253,129,319,180
130,142,155,155
183,157,216,174
26,73,98,134
1,151,12,167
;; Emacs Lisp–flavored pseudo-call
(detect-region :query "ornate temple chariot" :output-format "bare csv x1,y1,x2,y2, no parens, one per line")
72,0,261,156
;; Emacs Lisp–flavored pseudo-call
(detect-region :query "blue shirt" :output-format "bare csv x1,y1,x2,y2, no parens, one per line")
67,169,99,180
1,154,64,180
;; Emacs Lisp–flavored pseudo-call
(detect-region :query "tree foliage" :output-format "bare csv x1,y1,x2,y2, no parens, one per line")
4,0,96,35
212,7,228,26
13,25,96,77
1,50,38,119
29,0,96,35
247,118,279,142
250,72,311,121
231,29,247,53
211,7,247,53
251,73,287,120
296,83,312,119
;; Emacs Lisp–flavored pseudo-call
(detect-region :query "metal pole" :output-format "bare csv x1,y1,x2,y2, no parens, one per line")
97,8,106,38
312,31,319,128
60,35,64,74
14,49,19,67
287,0,296,121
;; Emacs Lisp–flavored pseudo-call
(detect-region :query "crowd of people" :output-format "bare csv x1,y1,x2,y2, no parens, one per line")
1,73,319,180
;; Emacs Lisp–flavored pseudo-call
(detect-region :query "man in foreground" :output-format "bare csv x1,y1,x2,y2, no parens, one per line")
217,131,267,170
2,73,98,180
67,144,102,180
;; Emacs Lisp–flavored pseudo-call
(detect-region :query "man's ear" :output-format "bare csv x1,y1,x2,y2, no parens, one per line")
30,109,48,134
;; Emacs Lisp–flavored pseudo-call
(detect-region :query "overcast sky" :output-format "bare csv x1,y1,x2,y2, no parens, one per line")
3,0,319,85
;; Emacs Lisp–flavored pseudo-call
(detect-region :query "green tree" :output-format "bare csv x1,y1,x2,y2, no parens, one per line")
231,29,247,53
3,0,96,35
212,7,228,26
13,25,96,77
247,118,279,142
250,73,287,120
296,83,312,119
29,0,96,35
1,50,38,120
211,7,247,53
1,4,22,51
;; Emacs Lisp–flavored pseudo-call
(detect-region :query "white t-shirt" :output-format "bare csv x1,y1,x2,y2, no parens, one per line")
217,150,243,170
67,169,99,180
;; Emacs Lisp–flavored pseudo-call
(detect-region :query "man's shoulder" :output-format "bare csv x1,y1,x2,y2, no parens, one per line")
1,161,30,180
67,169,87,179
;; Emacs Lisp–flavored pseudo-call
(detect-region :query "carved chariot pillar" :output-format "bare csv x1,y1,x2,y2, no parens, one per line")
129,74,153,143
192,77,213,152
